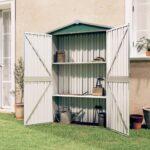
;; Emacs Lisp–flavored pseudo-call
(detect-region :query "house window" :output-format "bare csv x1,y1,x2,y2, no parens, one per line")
132,0,150,57
2,9,11,108
0,9,11,108
0,0,15,112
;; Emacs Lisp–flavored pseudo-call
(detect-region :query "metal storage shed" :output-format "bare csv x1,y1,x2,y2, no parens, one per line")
24,21,129,135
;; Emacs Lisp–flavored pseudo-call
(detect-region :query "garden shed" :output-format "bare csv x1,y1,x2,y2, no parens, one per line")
24,21,129,135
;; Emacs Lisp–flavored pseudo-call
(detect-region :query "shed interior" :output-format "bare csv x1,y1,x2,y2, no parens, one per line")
49,22,111,124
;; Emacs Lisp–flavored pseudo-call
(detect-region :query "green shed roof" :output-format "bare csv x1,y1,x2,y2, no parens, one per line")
48,20,112,35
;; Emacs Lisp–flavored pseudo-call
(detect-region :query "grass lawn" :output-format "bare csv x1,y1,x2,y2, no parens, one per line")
0,113,150,150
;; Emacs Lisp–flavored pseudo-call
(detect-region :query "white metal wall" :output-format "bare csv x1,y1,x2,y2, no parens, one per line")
57,33,106,62
24,33,53,125
58,64,106,95
106,25,129,135
55,33,106,95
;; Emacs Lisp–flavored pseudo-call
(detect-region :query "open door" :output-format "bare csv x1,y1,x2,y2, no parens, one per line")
24,33,53,125
106,25,129,135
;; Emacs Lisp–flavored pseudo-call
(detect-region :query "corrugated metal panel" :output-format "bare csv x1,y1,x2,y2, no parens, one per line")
106,25,129,135
57,33,106,62
58,64,106,95
53,33,106,124
54,97,106,123
24,33,53,125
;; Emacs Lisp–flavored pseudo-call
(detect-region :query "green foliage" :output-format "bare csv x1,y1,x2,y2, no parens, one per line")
15,57,24,103
136,37,150,52
0,113,150,150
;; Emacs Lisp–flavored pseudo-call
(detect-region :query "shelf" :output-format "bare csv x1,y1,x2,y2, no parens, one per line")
130,57,150,61
52,61,106,65
53,94,107,99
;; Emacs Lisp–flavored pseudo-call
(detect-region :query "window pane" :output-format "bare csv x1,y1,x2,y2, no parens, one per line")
3,35,11,57
0,11,2,63
135,4,150,30
3,11,10,34
136,30,150,39
137,0,150,3
3,83,11,107
3,59,10,81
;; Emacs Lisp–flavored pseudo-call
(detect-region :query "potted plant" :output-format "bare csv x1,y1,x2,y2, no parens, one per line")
15,58,24,120
130,114,143,129
136,37,150,56
143,107,150,128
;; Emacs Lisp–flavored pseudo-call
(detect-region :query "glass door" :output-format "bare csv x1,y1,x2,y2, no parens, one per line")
132,0,150,57
1,9,11,108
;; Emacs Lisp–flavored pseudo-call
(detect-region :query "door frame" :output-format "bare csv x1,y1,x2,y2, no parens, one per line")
0,0,15,112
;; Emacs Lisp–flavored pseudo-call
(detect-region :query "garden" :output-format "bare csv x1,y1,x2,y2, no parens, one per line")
0,113,150,150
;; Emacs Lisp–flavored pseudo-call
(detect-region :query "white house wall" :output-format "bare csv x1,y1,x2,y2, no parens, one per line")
16,0,125,59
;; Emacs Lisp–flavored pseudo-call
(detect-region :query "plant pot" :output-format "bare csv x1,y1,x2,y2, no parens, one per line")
130,114,143,129
146,51,150,56
143,107,150,128
57,51,65,62
15,103,24,120
98,112,106,127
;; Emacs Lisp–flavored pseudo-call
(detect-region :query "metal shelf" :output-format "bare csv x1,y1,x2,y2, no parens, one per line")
52,61,106,65
53,61,106,65
53,94,107,99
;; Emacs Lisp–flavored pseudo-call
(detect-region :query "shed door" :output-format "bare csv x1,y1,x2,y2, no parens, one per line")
106,25,129,135
24,33,53,125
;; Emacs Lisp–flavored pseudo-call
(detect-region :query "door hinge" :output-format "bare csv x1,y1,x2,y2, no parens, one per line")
132,6,134,12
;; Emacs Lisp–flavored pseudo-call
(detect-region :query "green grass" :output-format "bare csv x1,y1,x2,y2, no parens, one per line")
0,113,150,150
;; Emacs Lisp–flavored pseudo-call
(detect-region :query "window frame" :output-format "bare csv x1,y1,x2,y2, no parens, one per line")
0,0,15,112
126,0,150,60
